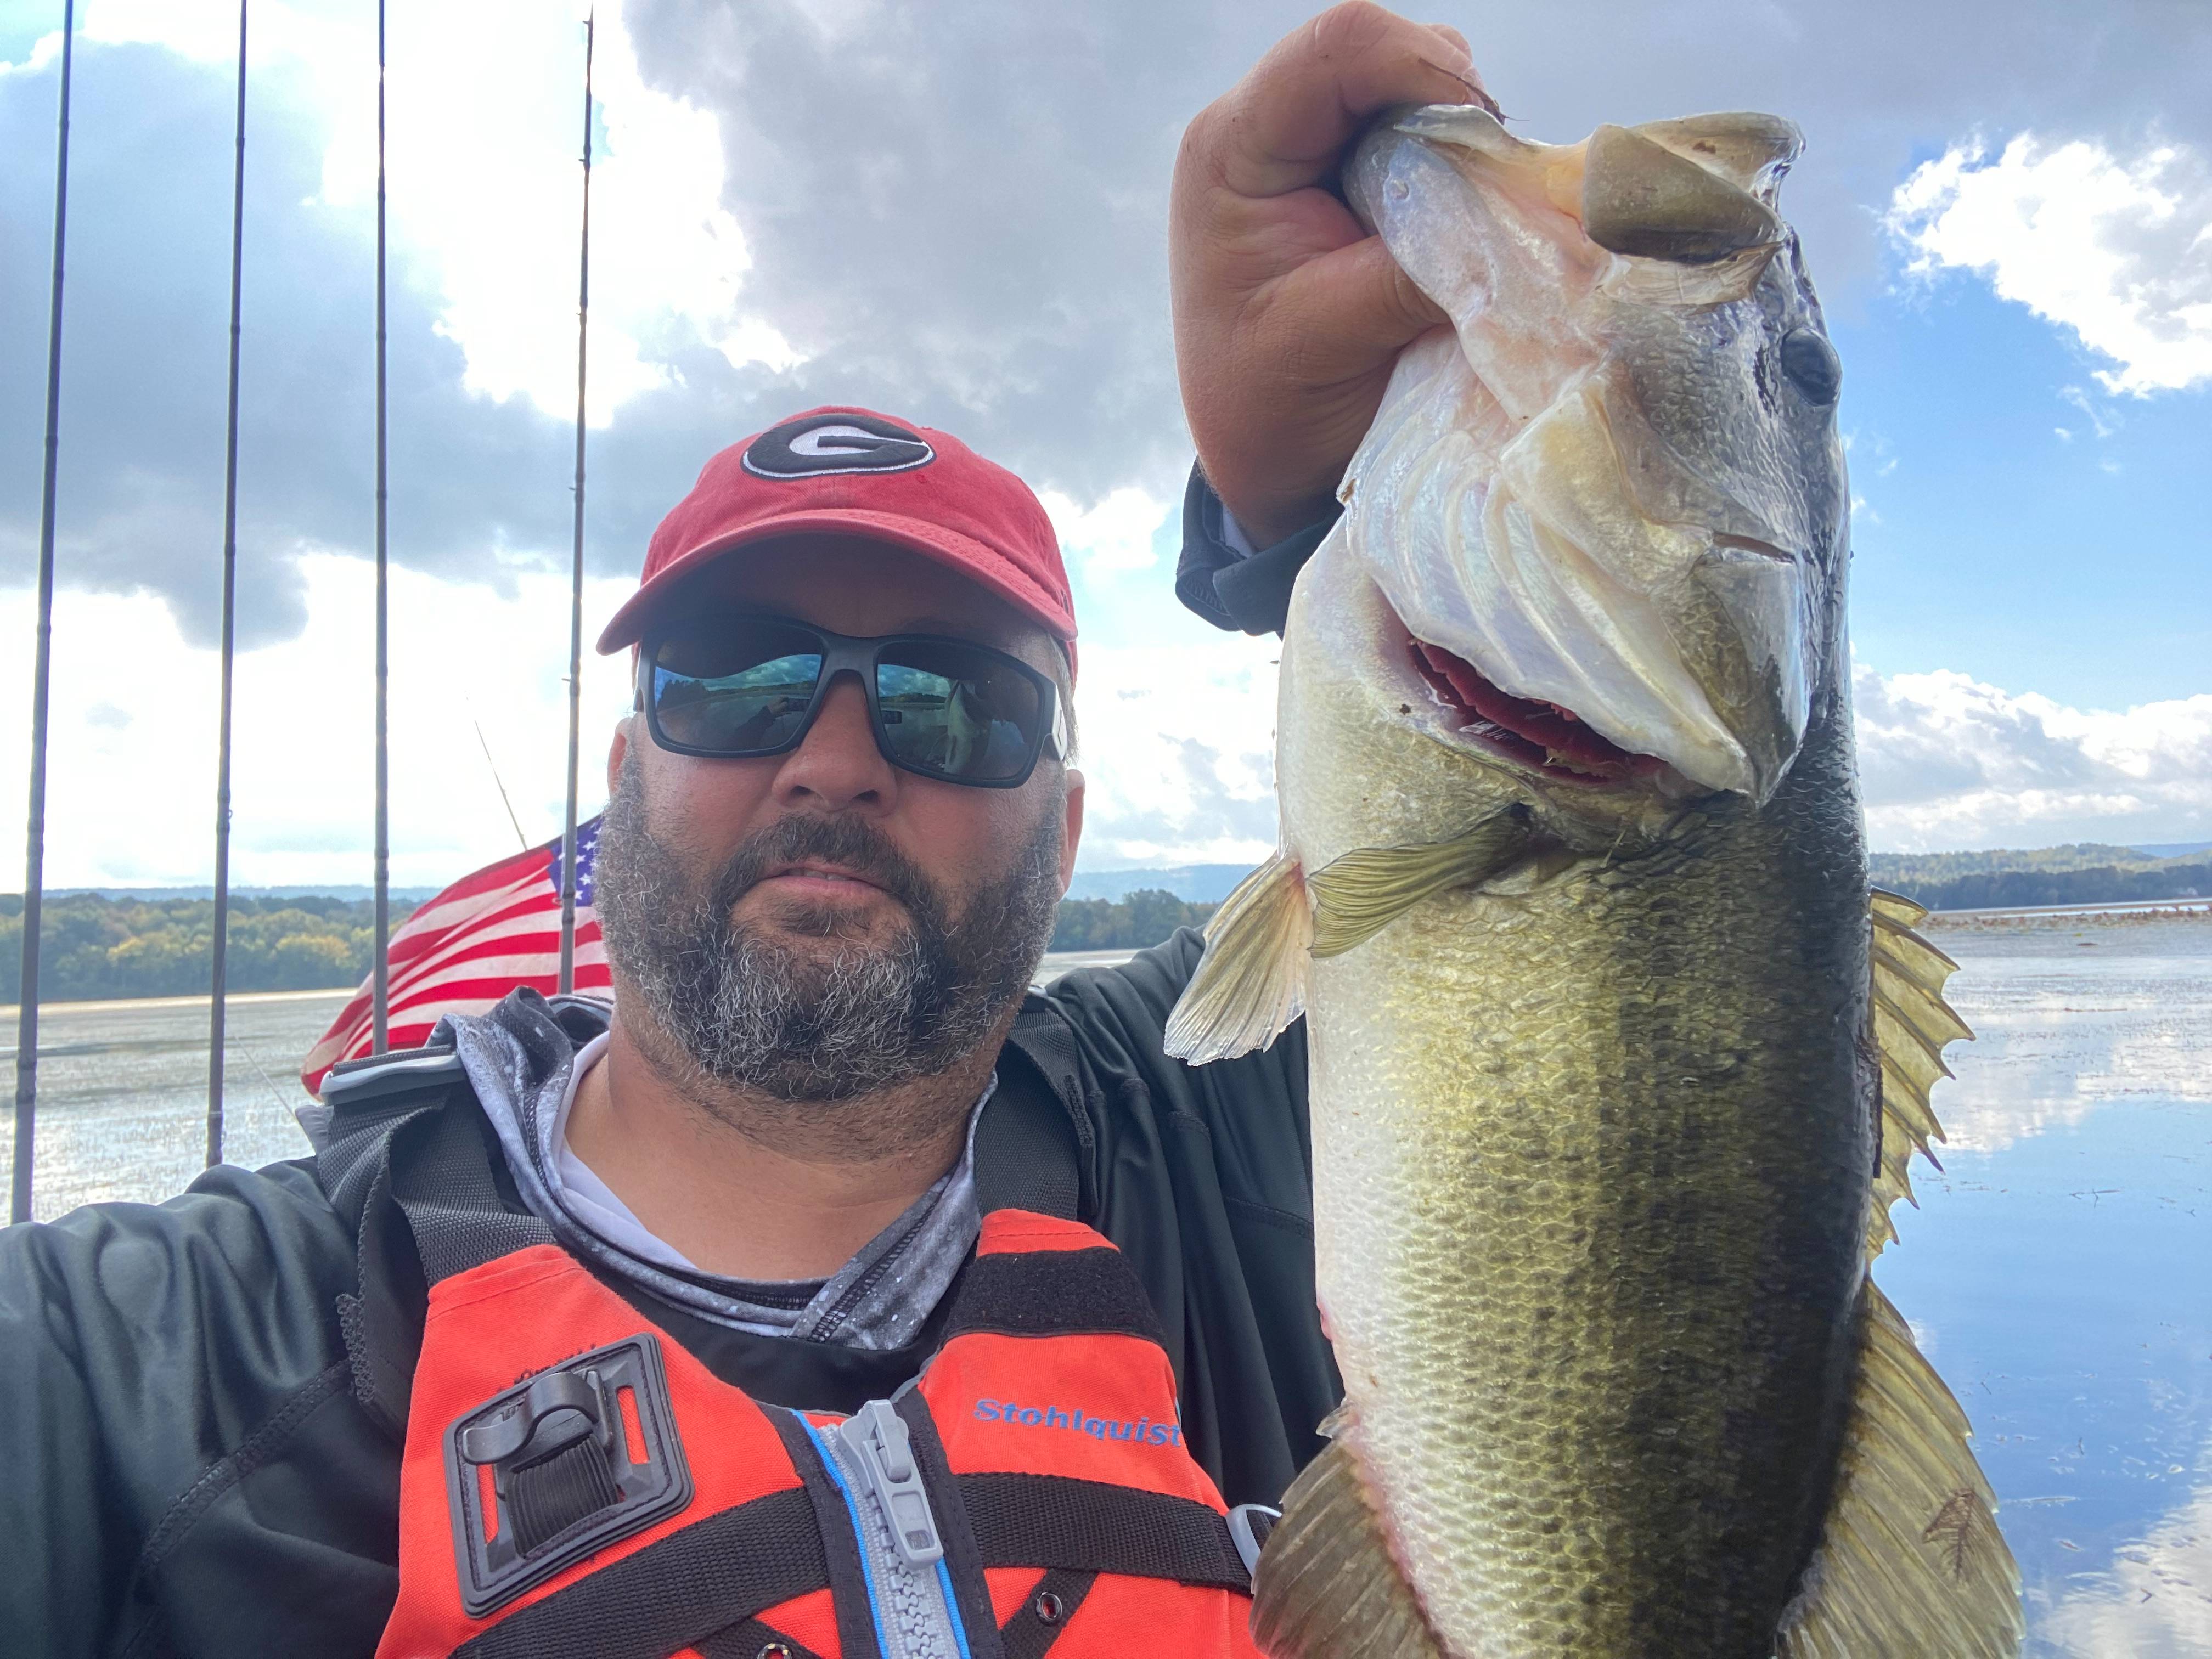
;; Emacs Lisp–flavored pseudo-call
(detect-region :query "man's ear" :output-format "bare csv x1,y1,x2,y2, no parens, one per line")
607,719,632,798
1058,768,1085,898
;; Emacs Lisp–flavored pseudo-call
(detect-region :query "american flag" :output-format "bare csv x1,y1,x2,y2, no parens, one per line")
300,815,610,1096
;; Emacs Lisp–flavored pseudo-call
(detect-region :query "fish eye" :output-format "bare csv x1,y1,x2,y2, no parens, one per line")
1780,328,1841,405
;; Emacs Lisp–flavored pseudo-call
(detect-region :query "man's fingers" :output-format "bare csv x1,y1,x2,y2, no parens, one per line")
1205,3,1483,199
1254,234,1450,375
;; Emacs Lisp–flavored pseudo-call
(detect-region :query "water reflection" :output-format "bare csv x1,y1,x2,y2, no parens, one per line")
1885,916,2212,1655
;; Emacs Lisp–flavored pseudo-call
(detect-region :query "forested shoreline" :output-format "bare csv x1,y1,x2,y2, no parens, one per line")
0,888,1222,1003
7,848,2204,1006
0,895,415,1003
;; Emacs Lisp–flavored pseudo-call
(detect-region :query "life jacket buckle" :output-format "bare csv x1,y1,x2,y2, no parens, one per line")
442,1335,695,1618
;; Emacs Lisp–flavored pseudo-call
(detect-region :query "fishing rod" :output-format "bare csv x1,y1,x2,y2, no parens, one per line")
371,0,390,1052
474,718,530,850
559,14,595,997
11,0,77,1226
206,0,249,1170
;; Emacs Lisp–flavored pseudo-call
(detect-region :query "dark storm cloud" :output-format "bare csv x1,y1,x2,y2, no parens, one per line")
624,0,2212,499
0,38,755,646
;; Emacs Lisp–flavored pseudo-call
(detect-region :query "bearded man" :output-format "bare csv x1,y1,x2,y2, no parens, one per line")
1,8,1484,1654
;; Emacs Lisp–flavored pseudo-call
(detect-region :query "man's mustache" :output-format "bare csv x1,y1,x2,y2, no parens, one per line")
710,812,943,929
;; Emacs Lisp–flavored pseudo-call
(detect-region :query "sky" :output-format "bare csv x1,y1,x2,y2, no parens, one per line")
0,0,2207,888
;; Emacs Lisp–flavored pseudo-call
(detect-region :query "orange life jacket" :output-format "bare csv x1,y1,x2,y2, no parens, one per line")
373,1208,1267,1659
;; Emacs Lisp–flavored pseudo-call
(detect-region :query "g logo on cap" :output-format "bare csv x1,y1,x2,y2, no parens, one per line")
741,413,936,480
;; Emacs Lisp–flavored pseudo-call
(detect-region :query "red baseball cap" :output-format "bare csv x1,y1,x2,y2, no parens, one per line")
596,406,1076,664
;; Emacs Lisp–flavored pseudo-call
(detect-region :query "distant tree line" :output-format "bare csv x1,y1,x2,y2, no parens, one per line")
2,888,1220,1004
1867,843,2165,886
1880,860,2211,915
1050,889,1219,951
0,894,415,1003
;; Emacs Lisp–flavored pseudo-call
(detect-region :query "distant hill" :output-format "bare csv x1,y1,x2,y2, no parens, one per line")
2130,841,2212,860
1867,844,2162,885
1870,844,2211,912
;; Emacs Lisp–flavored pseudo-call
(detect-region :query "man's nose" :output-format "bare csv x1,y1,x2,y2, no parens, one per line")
770,672,898,813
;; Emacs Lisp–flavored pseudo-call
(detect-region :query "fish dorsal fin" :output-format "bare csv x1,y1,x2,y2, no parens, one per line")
1163,850,1313,1064
1866,889,1971,1256
1778,1285,2025,1657
1166,811,1534,1065
1251,1408,1445,1659
1777,890,2023,1655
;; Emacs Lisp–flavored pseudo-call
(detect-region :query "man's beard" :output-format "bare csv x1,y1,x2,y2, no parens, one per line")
593,754,1064,1105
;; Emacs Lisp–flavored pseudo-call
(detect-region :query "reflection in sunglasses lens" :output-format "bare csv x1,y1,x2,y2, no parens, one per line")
653,622,824,754
876,644,1043,781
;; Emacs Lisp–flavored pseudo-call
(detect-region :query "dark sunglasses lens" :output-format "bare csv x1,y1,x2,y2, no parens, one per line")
651,623,824,754
874,643,1045,782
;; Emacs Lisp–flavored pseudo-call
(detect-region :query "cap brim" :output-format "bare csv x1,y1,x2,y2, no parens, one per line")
595,508,1078,656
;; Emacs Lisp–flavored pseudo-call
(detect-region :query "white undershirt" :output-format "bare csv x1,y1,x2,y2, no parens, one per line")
544,1032,708,1273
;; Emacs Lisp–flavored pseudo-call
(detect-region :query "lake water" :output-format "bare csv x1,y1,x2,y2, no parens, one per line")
3,919,2207,1655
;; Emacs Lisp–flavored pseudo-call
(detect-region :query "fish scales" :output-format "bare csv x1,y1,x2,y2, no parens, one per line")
1168,101,2022,1658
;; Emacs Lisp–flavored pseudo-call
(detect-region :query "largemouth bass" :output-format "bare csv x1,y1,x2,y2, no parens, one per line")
1167,105,2023,1657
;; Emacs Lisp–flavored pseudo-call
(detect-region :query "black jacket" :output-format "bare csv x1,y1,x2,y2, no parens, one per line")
0,931,1333,1658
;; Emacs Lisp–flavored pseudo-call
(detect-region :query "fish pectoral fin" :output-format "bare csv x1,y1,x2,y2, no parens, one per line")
1308,806,1534,959
1251,1409,1446,1659
1164,809,1532,1063
1163,849,1314,1064
1867,889,1972,1259
1778,1282,2025,1658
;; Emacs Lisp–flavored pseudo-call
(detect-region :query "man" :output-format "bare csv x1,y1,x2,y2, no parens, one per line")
2,8,1483,1654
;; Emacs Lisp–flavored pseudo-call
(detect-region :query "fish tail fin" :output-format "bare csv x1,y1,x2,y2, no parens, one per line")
1251,1409,1446,1659
1777,1283,2024,1657
1164,849,1313,1063
1778,891,2022,1655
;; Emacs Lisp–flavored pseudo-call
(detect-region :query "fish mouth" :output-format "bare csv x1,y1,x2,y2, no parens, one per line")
1409,636,1669,788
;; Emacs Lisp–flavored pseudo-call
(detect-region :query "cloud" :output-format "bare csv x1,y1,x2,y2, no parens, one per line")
0,7,824,650
2044,1473,2212,1657
1061,634,1281,869
0,556,637,890
1040,486,1172,578
1886,133,2212,394
1855,664,2212,850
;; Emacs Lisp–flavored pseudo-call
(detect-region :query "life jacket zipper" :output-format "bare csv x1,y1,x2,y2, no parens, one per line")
804,1401,973,1659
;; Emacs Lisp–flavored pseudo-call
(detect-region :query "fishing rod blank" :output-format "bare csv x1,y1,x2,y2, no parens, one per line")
559,14,595,997
11,0,78,1226
372,0,391,1052
206,0,249,1169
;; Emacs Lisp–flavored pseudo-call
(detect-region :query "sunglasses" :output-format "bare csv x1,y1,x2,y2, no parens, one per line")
640,616,1067,788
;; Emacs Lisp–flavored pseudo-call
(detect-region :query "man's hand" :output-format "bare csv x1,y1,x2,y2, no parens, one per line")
1171,4,1492,548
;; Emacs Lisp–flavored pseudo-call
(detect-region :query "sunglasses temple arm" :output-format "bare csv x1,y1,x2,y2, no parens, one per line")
1048,691,1071,764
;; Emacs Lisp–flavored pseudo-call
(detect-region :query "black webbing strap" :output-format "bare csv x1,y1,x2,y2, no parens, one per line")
980,998,1095,1222
938,1246,1164,1347
959,1473,1253,1593
998,1568,1098,1659
696,1618,825,1659
449,1487,826,1659
386,1097,555,1284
